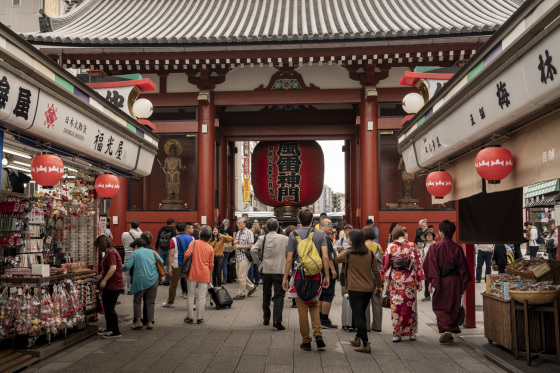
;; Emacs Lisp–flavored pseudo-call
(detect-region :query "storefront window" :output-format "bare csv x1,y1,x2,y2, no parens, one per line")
129,135,197,210
379,131,454,211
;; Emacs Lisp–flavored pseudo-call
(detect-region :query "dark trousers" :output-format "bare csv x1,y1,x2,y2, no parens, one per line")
101,289,120,334
424,280,430,298
262,274,285,324
180,278,187,294
513,244,522,260
213,256,224,286
528,246,539,258
160,249,170,284
548,248,558,261
348,290,373,342
476,251,493,281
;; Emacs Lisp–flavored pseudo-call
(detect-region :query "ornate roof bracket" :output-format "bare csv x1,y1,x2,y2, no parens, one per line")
255,67,319,91
347,64,390,87
187,68,227,90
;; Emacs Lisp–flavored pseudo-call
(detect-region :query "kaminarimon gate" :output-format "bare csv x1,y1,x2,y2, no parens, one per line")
24,1,520,322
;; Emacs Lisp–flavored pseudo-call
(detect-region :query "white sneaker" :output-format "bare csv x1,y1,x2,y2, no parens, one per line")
182,293,188,299
410,335,416,341
162,302,175,308
392,336,402,343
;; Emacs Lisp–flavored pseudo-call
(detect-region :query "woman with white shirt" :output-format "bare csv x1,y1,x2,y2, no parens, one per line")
546,223,558,260
420,229,437,302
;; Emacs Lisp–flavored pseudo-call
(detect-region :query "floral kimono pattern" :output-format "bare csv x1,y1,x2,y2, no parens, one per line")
382,239,426,337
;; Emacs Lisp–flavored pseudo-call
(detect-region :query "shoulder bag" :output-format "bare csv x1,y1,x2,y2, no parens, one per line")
223,236,234,253
180,239,194,279
242,231,254,262
257,235,267,273
339,250,350,288
153,250,168,277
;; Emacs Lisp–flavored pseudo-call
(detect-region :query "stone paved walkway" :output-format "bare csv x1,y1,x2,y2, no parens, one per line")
24,281,513,373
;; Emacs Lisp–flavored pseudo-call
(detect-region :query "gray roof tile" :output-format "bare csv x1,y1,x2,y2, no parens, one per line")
24,0,522,44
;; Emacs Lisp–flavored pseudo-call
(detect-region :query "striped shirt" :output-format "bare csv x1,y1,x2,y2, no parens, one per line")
236,228,254,262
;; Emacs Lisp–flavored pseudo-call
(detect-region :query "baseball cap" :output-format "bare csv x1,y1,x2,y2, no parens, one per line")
419,219,427,226
524,221,532,226
343,224,353,230
366,219,373,225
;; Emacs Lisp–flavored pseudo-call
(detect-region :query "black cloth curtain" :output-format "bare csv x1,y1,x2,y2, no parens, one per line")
459,187,524,244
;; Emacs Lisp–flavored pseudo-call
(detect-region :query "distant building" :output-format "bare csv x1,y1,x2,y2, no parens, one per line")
332,192,345,212
0,0,82,33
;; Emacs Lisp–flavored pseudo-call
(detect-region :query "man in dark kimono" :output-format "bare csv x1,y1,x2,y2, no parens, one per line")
423,220,472,343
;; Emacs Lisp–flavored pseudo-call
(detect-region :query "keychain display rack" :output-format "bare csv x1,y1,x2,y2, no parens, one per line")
0,274,89,348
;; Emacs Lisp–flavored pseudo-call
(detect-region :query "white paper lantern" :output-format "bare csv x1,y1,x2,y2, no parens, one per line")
402,93,425,114
132,98,153,119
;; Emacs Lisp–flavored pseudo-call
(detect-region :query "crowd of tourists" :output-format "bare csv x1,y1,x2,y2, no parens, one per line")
92,210,475,351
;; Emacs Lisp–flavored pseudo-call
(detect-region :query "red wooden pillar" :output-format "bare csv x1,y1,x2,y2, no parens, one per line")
463,243,476,328
108,176,128,246
359,88,378,228
227,141,235,222
197,93,216,225
350,135,360,227
218,137,228,222
344,140,351,224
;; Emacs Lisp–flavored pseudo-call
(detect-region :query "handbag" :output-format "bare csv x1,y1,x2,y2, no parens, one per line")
179,239,194,279
457,299,465,326
381,289,391,308
153,251,167,277
223,239,234,253
339,250,350,287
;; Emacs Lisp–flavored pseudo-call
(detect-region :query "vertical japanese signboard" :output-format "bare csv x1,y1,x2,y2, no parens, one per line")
243,177,250,202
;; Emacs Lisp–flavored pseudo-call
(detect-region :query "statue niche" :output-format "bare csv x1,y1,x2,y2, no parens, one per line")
158,139,187,210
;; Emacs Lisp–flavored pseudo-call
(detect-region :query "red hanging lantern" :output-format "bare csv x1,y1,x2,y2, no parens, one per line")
475,146,513,184
95,174,120,198
426,171,453,199
30,154,64,187
251,141,324,207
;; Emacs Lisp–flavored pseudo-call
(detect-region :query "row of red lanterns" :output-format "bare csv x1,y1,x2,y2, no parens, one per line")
30,154,120,198
426,146,513,199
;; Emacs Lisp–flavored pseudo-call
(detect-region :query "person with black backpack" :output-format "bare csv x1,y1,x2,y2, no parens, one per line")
155,218,177,286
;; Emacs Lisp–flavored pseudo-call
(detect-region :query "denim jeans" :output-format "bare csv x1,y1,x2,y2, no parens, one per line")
248,263,261,285
476,250,493,282
223,252,230,281
160,249,170,284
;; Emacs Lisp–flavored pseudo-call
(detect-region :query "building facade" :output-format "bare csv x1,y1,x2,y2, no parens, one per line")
20,0,521,243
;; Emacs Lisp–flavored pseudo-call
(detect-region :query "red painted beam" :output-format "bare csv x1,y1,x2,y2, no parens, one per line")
215,89,361,106
219,124,357,140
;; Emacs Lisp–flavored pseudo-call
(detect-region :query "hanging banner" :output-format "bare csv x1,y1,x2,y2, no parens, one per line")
243,177,250,202
0,66,145,174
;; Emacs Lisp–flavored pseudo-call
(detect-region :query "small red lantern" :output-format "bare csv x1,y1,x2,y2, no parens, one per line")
475,146,513,184
31,154,64,187
426,171,453,199
95,174,120,198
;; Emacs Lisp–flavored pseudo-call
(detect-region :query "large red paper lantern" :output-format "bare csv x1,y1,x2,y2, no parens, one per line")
426,171,453,199
252,141,324,207
475,146,513,184
95,174,120,198
31,154,64,187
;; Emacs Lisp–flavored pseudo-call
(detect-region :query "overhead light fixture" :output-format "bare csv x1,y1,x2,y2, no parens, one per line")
13,160,31,167
65,175,76,179
5,165,31,172
65,167,78,172
3,148,32,159
2,158,7,166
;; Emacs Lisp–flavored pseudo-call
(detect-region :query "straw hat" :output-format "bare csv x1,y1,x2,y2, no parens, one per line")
421,228,438,241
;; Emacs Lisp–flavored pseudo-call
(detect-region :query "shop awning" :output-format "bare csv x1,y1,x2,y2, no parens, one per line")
524,192,560,208
525,180,560,199
0,23,158,177
397,1,560,201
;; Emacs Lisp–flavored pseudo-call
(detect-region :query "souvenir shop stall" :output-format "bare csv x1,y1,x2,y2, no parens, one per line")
396,0,560,367
483,258,560,365
0,23,158,350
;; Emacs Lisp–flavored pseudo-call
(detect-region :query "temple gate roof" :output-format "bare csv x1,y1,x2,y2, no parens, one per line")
24,0,522,45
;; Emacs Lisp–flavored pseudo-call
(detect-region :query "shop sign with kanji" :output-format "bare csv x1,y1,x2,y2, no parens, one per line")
401,25,560,174
0,67,139,172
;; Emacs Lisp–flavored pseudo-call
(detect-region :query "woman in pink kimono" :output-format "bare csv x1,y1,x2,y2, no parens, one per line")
382,225,425,342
